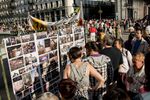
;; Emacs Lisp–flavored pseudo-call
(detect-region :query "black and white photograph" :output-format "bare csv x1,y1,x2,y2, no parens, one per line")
59,34,73,45
60,42,74,54
11,70,20,78
75,33,83,41
6,36,21,46
24,53,37,66
36,31,47,39
21,34,34,43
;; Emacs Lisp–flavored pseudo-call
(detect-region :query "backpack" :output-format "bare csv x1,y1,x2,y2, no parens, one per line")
87,55,114,87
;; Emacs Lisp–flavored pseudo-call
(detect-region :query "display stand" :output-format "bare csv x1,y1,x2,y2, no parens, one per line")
0,53,11,100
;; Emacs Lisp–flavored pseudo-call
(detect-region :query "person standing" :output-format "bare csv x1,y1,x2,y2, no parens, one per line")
89,24,97,41
63,47,105,99
125,52,145,100
101,36,123,82
131,27,149,55
85,42,114,100
140,52,150,100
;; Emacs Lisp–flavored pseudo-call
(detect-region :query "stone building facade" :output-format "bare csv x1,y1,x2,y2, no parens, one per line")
0,0,149,25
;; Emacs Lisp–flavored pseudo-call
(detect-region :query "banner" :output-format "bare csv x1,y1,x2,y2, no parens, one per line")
28,16,48,31
28,7,82,31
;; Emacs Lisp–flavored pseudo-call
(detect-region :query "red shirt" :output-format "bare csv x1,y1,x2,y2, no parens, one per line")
89,27,97,33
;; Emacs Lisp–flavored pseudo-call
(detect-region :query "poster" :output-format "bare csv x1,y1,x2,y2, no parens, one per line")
4,32,60,100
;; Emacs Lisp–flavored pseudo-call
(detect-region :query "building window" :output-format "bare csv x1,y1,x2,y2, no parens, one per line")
51,2,53,8
128,8,133,19
57,11,60,20
56,1,58,7
62,10,65,17
128,0,133,6
45,3,47,9
51,11,55,21
62,0,65,6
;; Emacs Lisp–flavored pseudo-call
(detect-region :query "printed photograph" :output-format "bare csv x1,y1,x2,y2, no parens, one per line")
39,54,48,63
59,36,67,44
25,65,39,84
49,50,57,59
75,33,83,41
36,31,47,39
22,72,33,88
13,75,24,93
37,38,57,55
60,26,72,35
44,39,51,52
75,39,85,47
60,42,74,53
37,40,45,55
66,34,73,43
24,53,37,66
11,70,20,78
6,36,21,46
7,45,22,59
10,57,24,71
47,30,57,37
74,26,83,33
19,68,26,75
59,34,73,45
50,37,57,50
22,42,36,54
21,34,34,43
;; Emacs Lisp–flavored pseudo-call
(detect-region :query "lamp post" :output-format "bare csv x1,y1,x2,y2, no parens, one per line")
98,0,103,20
98,7,102,20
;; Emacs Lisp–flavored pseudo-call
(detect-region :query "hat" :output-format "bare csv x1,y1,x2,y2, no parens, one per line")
128,27,134,31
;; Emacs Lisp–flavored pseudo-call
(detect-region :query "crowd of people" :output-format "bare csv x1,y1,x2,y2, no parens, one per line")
34,18,150,100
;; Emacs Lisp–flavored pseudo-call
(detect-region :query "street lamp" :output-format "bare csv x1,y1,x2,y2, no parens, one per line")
98,8,103,20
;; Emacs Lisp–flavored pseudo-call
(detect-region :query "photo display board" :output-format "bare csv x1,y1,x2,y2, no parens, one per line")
59,24,85,69
3,23,85,100
4,31,60,100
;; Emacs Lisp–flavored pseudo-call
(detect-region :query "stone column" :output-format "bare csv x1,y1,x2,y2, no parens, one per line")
60,10,62,19
65,0,74,16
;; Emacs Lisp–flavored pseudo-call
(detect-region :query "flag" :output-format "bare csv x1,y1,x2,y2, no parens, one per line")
28,15,48,31
69,9,81,23
78,1,84,26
